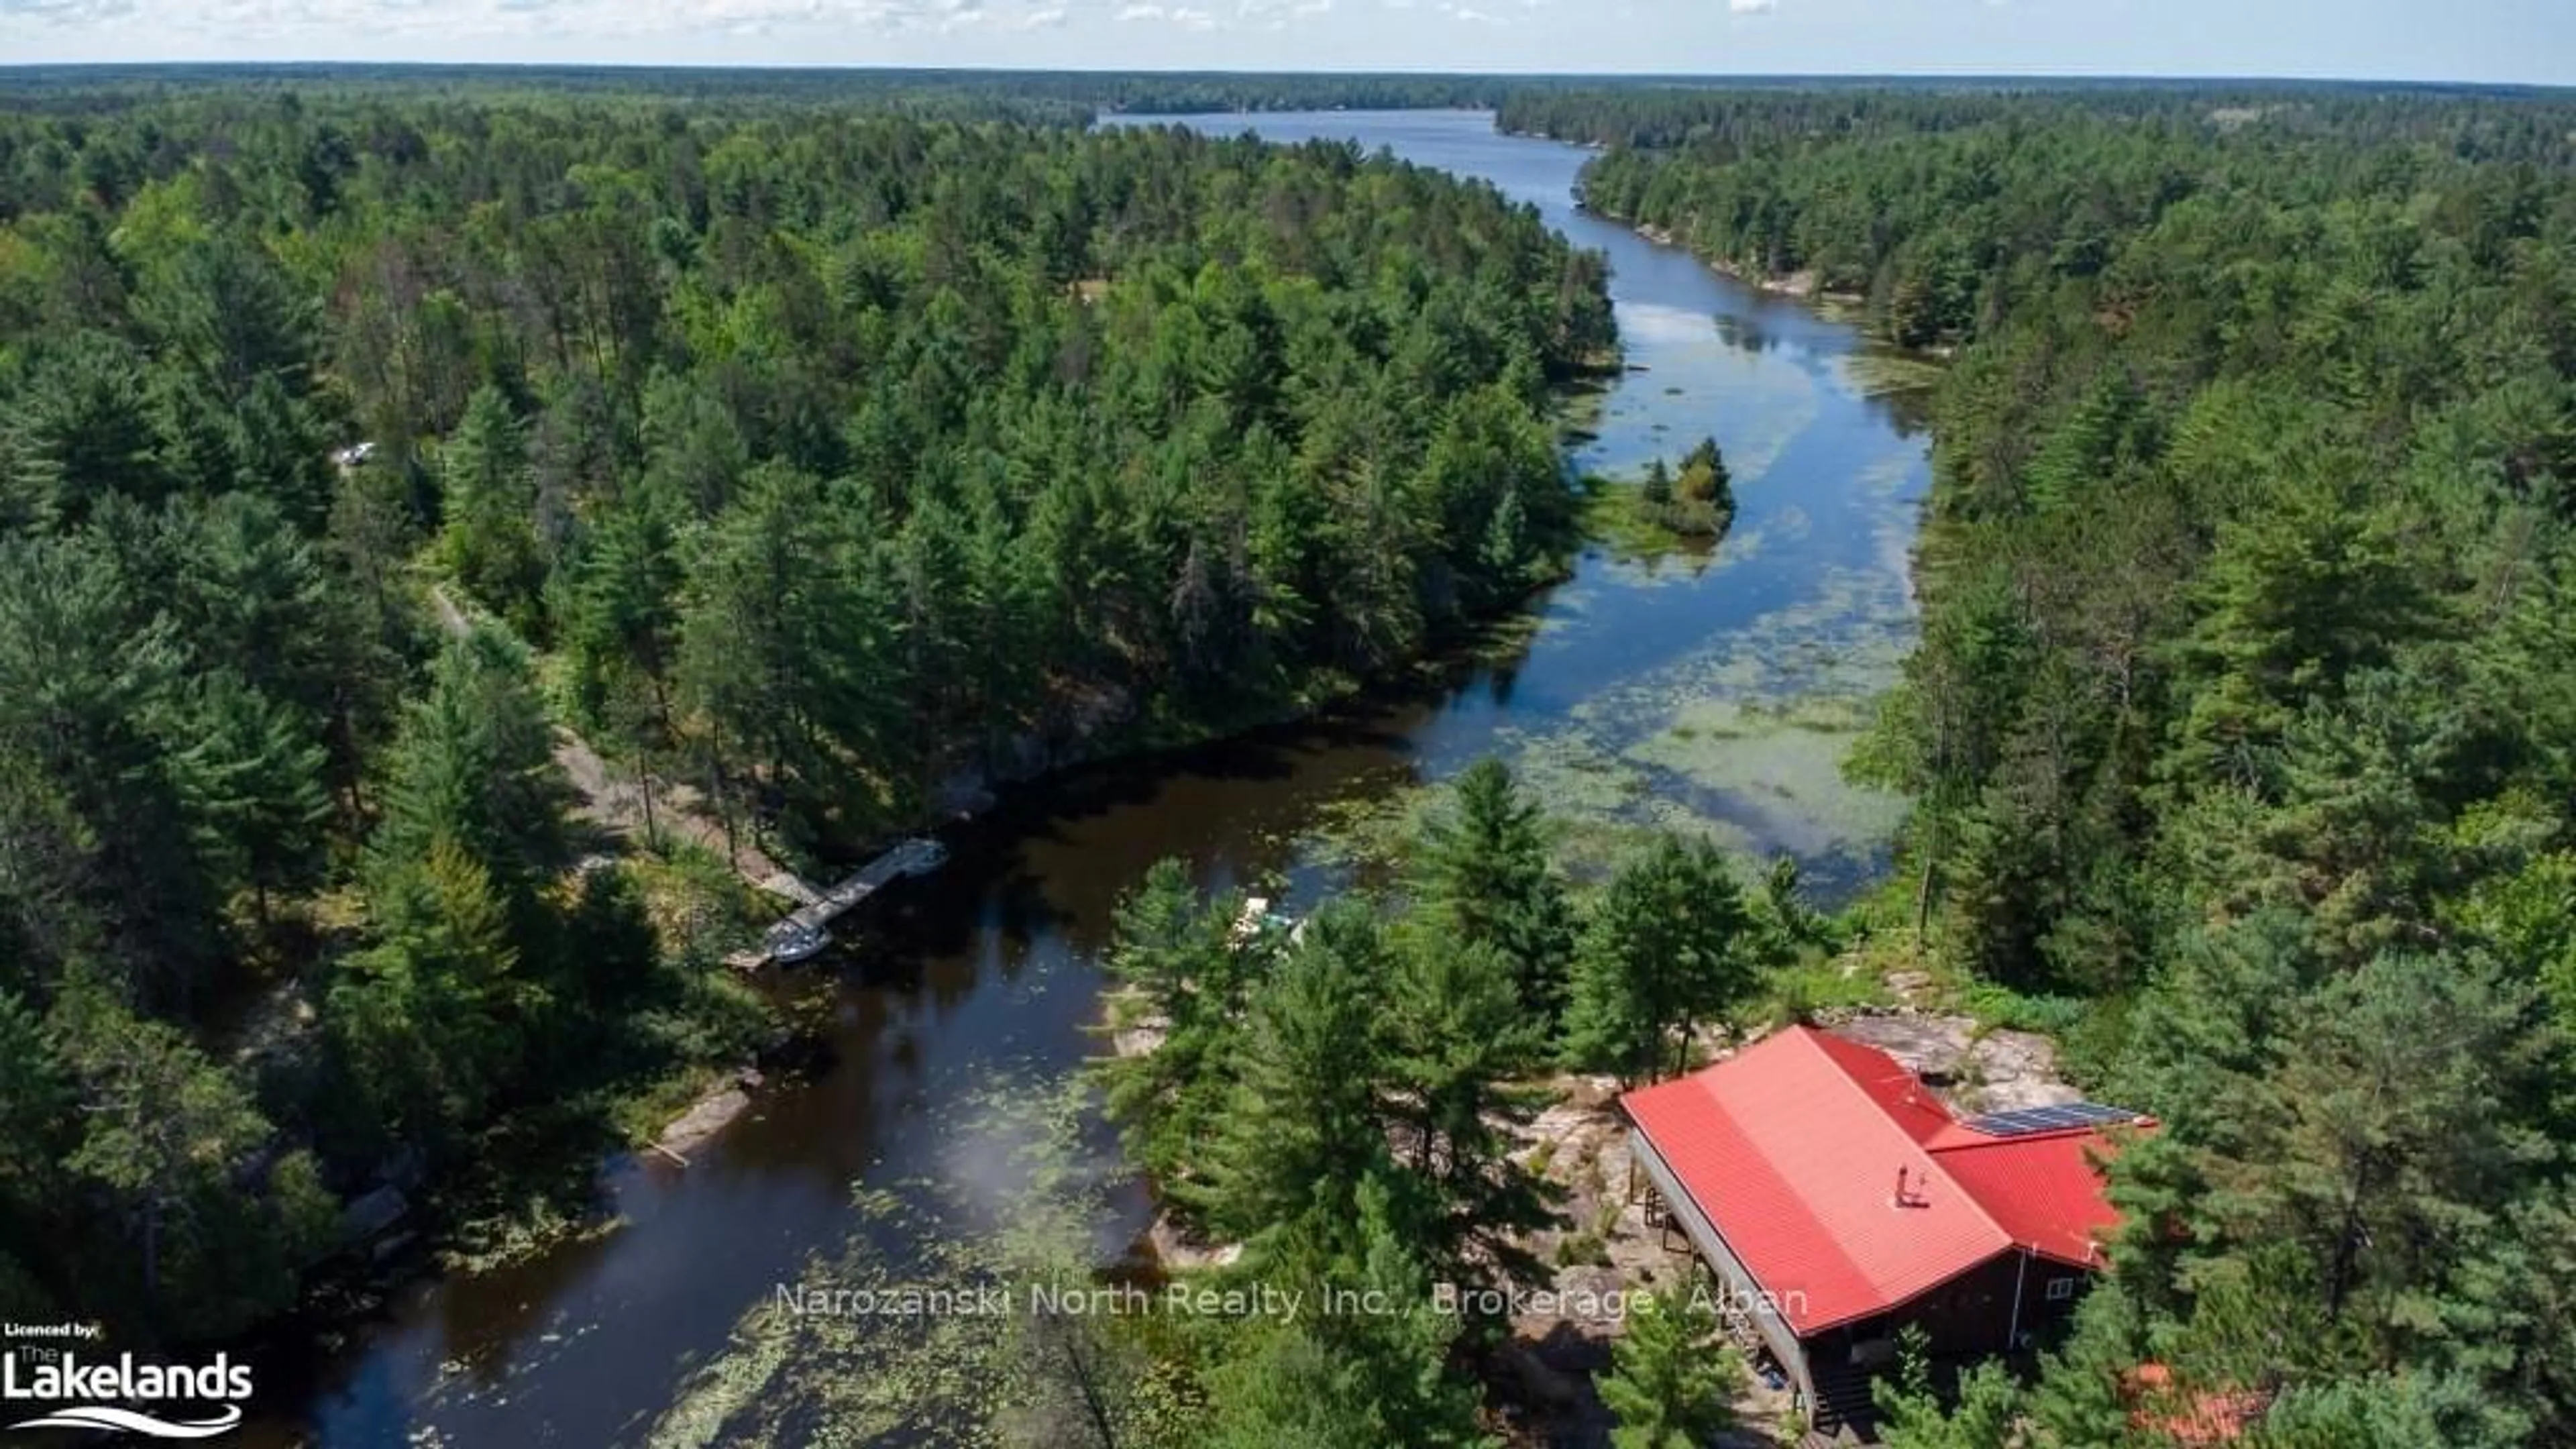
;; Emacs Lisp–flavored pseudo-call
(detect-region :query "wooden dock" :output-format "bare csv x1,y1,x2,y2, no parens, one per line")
727,837,947,969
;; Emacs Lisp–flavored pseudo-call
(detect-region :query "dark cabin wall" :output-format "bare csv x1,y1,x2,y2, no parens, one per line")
2011,1252,2092,1350
1915,1250,2026,1356
1896,1250,2079,1356
1803,1250,2096,1364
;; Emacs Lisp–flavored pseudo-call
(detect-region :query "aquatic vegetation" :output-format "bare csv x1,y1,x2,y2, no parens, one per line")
649,1075,1134,1448
1299,647,1908,897
1835,351,1947,400
1499,566,1917,886
1623,700,1907,856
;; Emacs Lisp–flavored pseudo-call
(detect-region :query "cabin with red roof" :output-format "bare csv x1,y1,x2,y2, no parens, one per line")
1619,1025,2153,1441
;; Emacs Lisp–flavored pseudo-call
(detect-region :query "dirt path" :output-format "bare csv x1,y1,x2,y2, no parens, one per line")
428,585,806,898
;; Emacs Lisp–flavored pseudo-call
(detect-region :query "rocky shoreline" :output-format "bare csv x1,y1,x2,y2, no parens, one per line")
1621,220,1867,307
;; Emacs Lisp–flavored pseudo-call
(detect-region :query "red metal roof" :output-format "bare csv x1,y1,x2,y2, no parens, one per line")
1621,1026,2147,1336
1933,1131,2126,1271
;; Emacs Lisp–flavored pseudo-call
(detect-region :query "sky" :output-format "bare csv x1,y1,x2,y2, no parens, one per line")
4,0,2572,87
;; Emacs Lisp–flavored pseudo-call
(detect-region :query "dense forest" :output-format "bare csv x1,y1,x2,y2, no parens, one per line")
9,66,2576,1448
1517,85,2576,1444
0,87,1611,1344
0,66,1523,125
1496,83,2573,152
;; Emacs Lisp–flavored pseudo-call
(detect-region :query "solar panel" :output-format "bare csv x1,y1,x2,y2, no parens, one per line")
1962,1101,2143,1138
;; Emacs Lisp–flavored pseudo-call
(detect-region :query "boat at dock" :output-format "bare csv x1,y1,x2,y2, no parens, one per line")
763,918,831,965
738,837,949,969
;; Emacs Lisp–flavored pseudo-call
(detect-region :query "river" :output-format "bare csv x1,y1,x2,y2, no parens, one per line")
257,109,1931,1448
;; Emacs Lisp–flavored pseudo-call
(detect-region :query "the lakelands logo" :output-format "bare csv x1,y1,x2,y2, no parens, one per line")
3,1327,248,1440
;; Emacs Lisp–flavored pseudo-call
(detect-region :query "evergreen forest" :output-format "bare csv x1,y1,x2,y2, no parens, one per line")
2,67,2575,1449
0,85,1611,1343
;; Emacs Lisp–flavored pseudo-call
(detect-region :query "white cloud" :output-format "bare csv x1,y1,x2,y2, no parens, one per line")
1728,0,1776,11
1110,0,1216,24
23,0,1151,42
2,0,142,23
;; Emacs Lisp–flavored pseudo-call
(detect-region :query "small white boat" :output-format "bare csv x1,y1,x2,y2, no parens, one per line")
765,919,830,965
1229,896,1273,947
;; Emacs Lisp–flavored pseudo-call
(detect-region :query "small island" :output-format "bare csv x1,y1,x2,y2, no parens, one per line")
1595,435,1737,551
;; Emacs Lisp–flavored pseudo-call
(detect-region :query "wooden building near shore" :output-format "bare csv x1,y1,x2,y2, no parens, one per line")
1620,1026,2153,1442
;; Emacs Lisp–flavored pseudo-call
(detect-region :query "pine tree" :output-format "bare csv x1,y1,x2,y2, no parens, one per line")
1328,1173,1493,1447
324,442,426,716
1640,456,1673,507
1757,854,1821,961
436,385,546,628
676,464,905,847
0,989,66,1201
1659,435,1735,536
1195,900,1391,1252
2166,478,2440,794
1097,859,1256,1187
168,672,331,924
1599,1283,1743,1449
565,479,686,843
170,491,335,724
2249,1371,2487,1448
2021,1289,2163,1449
557,858,662,1002
1202,1322,1395,1449
2440,1187,2576,1444
1476,484,1533,600
227,372,335,532
13,331,174,515
1206,1172,1491,1448
373,629,571,897
146,368,246,502
1385,935,1560,1293
1562,836,1757,1083
0,739,107,993
136,231,315,402
0,533,213,1001
2023,369,2143,517
1416,757,1576,1033
332,836,541,1145
1246,457,1320,659
2233,953,2552,1336
1415,382,1566,582
1677,436,1729,504
1874,1330,2019,1449
1845,578,2027,950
